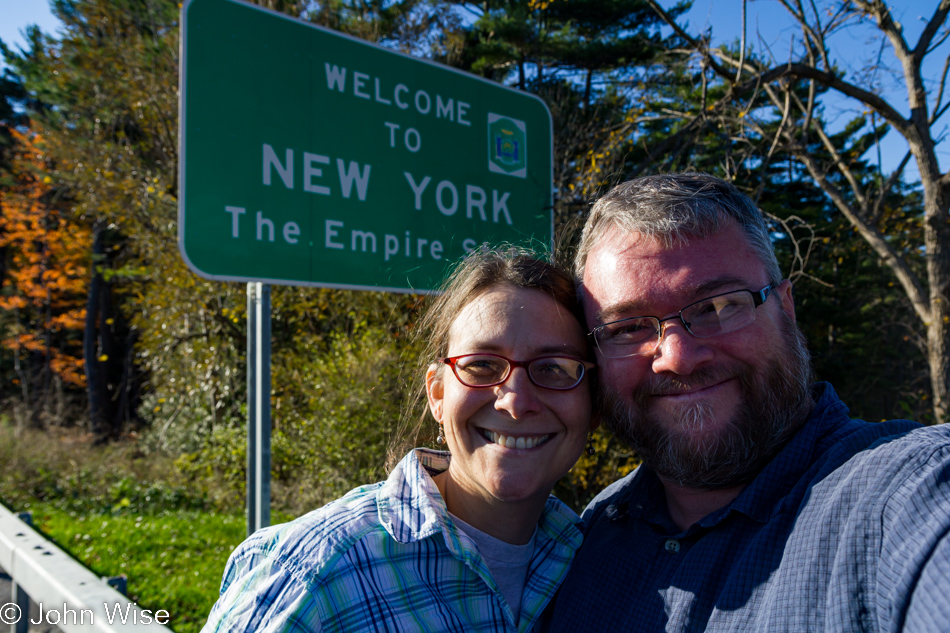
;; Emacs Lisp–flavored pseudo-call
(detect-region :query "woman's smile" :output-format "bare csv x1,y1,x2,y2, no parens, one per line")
480,429,554,450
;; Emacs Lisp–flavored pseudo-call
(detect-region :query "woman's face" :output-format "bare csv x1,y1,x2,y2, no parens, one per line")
426,284,595,508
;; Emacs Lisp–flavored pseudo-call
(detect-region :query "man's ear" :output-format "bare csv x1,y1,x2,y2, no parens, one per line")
425,363,444,422
776,279,797,325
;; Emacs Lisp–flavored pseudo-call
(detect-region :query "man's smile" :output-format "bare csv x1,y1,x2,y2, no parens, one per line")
650,377,735,403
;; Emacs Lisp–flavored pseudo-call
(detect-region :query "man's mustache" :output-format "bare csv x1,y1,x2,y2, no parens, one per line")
636,365,743,397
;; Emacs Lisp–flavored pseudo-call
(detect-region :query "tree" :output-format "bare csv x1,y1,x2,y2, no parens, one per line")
0,128,89,427
643,0,950,422
2,0,187,437
304,0,435,48
440,0,679,92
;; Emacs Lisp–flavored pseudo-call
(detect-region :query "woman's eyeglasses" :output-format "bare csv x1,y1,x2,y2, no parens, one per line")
439,353,594,391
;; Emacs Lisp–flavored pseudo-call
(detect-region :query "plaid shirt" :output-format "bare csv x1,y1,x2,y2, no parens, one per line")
545,382,950,632
203,449,583,633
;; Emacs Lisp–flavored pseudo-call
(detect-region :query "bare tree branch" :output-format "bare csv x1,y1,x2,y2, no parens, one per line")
737,0,747,83
910,0,950,64
870,150,913,225
752,89,793,203
933,53,950,122
764,212,830,286
644,0,735,78
766,63,911,136
793,147,931,324
933,98,950,126
926,26,950,55
792,93,869,209
780,0,829,70
853,0,913,62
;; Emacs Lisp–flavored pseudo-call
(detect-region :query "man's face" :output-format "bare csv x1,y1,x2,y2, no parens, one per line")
581,223,813,489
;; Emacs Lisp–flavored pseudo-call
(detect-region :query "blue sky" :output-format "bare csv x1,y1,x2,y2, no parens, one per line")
2,0,944,180
0,0,61,61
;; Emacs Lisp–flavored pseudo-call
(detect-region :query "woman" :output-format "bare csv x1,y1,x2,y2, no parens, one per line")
202,248,598,633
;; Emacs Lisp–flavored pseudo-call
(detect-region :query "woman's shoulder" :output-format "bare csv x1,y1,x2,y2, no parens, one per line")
229,481,389,588
231,451,445,583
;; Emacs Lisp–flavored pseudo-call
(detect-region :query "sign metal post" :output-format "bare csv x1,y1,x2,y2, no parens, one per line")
246,282,271,535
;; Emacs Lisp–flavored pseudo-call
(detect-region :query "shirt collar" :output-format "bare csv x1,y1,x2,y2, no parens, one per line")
725,381,847,524
376,448,583,553
377,448,453,544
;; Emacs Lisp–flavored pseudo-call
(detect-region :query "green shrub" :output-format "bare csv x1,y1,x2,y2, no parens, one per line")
0,423,210,514
167,324,421,516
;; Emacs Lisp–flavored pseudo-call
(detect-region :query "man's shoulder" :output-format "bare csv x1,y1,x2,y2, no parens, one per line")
809,387,946,469
784,414,950,538
867,419,950,453
829,419,950,484
791,383,926,482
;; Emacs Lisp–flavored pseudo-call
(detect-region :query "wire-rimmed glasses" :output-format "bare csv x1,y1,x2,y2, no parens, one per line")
590,285,776,359
439,353,595,390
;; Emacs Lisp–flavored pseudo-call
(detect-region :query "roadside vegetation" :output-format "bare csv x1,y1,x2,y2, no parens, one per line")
26,506,242,633
0,423,238,633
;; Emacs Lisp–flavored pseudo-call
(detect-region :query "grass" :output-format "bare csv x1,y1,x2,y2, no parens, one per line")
20,503,248,633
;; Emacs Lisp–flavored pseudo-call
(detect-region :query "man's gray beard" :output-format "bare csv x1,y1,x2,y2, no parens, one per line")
601,315,814,490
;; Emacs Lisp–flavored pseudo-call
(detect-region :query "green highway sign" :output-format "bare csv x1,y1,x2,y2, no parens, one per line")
179,0,553,293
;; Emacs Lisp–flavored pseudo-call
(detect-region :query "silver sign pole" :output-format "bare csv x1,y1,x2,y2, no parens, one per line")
247,282,271,536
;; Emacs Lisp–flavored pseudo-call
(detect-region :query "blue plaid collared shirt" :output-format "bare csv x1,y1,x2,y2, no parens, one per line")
545,382,950,632
202,449,583,633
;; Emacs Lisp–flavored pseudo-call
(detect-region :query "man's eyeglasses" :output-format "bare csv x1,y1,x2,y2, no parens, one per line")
439,353,595,391
590,284,776,359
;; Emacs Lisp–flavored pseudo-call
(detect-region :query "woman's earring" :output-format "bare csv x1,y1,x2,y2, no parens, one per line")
437,422,446,445
587,433,595,456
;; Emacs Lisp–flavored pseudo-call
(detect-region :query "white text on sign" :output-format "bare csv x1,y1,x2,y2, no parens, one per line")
324,63,472,127
263,144,371,200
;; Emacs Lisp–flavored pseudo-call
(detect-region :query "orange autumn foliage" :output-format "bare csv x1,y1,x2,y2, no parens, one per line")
0,129,90,387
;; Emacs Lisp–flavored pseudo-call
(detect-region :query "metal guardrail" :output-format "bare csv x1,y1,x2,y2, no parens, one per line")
0,503,172,633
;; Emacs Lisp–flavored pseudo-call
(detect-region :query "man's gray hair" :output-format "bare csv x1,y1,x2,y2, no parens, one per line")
575,173,783,283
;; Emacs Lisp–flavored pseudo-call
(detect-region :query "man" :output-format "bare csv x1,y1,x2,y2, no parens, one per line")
546,173,950,631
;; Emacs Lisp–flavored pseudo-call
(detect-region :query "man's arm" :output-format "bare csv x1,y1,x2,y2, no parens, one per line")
877,427,950,632
903,531,950,631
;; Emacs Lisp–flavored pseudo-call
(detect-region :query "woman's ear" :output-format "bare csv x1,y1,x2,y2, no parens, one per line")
589,411,602,432
587,364,601,432
425,363,444,422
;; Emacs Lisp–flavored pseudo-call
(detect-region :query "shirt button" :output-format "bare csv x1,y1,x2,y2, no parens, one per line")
664,539,681,553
